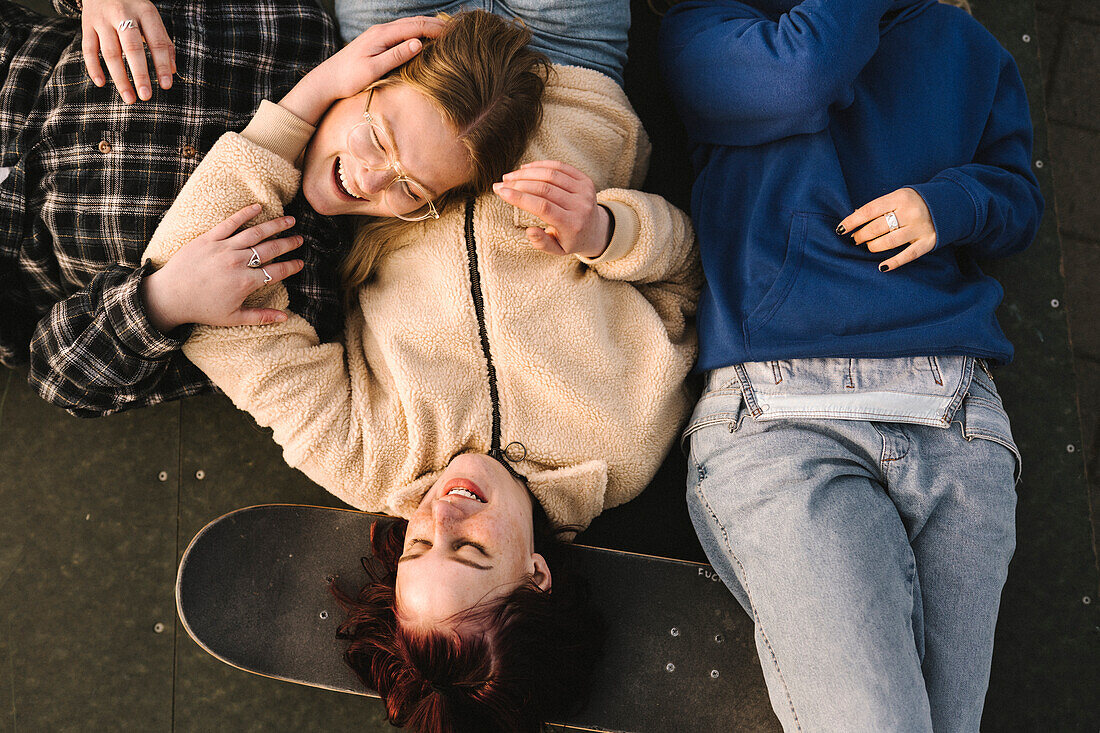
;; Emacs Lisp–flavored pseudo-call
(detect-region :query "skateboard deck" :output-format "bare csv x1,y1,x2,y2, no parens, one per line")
176,504,779,732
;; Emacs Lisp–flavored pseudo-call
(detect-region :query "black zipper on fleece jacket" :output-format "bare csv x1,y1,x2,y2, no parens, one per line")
463,198,503,460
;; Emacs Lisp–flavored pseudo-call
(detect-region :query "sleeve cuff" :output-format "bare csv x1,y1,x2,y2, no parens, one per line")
104,262,190,358
908,176,979,250
577,199,639,265
240,100,316,165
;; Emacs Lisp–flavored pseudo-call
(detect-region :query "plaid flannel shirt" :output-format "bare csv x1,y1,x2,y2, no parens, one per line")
0,0,346,417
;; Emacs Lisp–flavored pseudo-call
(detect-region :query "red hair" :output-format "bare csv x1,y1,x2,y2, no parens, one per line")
332,516,604,732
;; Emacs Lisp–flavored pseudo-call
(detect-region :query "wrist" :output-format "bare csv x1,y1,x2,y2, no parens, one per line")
278,70,335,127
588,204,614,258
140,268,187,334
600,204,615,244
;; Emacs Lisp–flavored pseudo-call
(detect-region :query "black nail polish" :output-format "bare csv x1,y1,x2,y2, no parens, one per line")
879,263,889,272
836,224,846,236
849,235,858,246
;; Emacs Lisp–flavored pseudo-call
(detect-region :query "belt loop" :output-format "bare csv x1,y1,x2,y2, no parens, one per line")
941,357,976,425
733,363,763,418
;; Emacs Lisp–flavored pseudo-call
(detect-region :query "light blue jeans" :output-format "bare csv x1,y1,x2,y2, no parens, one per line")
684,357,1019,732
335,0,629,86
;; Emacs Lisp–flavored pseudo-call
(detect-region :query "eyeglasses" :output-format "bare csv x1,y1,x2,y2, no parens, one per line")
346,88,440,222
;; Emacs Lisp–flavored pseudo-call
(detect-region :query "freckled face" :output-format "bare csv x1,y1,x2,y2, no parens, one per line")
301,83,472,217
394,453,550,631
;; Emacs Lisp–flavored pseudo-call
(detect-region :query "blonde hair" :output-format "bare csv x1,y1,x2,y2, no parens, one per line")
340,11,550,296
939,0,972,13
650,0,974,16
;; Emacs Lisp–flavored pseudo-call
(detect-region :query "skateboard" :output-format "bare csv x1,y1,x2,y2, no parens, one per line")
176,504,779,732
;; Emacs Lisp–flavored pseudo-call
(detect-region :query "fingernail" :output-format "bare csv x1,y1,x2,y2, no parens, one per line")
93,77,105,87
879,263,889,272
139,86,151,100
275,313,287,323
836,224,846,236
122,91,136,104
251,204,262,211
296,236,304,243
409,39,422,52
285,216,294,224
850,236,858,246
160,75,172,88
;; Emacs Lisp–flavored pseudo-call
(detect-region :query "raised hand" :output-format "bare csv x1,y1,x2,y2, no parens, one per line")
81,0,175,103
837,188,937,272
279,15,446,126
141,205,304,333
494,161,613,259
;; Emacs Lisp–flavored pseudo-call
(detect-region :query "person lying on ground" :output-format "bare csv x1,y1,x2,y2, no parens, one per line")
0,0,345,416
140,8,701,731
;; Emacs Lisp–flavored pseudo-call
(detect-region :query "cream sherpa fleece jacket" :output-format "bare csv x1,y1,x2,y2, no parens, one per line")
142,65,701,531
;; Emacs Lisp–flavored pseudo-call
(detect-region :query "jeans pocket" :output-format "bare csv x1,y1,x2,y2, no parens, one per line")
960,367,1022,482
744,212,809,336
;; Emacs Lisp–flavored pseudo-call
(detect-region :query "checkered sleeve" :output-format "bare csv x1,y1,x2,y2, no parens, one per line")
27,262,212,417
51,0,80,18
10,0,340,416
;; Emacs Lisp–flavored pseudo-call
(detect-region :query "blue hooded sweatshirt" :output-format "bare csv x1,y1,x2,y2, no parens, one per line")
659,0,1043,370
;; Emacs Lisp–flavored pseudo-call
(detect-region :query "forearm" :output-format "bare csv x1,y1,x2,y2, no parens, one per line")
660,0,892,144
910,164,1042,258
27,264,208,417
183,307,369,503
582,190,701,291
142,132,302,268
276,68,339,128
909,60,1043,258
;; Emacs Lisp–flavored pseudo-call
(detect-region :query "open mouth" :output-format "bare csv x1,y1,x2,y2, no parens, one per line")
333,157,363,200
443,479,486,503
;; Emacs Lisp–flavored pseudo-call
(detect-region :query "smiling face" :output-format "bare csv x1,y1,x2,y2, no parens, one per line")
394,453,551,631
301,83,473,217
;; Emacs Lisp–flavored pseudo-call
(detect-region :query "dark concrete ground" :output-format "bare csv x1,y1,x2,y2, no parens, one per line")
1035,0,1100,584
2,0,1098,731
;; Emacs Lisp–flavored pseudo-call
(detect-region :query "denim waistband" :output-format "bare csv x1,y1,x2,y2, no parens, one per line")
702,356,978,428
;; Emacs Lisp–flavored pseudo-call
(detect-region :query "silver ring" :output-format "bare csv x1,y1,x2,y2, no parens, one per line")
248,248,261,268
117,19,137,32
884,211,900,231
261,268,272,284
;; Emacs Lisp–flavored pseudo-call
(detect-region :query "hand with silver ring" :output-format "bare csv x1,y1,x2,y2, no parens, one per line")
836,187,937,272
140,204,306,333
81,0,177,104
